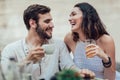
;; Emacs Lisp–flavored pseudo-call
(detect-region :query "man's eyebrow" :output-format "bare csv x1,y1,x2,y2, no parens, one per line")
44,19,52,22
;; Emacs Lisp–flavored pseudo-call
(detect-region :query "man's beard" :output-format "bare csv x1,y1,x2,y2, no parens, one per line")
36,23,52,39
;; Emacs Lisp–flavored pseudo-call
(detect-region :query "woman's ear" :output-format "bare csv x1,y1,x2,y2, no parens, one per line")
29,19,37,29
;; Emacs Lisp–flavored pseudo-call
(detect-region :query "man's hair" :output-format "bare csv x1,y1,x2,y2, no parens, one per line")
23,4,50,30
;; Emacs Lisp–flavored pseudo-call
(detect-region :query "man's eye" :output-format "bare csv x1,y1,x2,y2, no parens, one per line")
44,19,51,23
44,21,49,23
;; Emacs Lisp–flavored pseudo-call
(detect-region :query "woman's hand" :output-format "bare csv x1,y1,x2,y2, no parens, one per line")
77,69,95,79
85,44,109,62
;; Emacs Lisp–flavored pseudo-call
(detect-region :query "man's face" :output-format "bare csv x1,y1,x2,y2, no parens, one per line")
36,13,54,39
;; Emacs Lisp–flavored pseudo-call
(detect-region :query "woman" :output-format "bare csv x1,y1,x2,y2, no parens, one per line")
64,2,116,80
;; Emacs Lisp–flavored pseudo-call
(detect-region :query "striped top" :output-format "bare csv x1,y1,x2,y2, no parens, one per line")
73,41,104,78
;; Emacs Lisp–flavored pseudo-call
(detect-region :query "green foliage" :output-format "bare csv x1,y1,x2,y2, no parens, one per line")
55,69,83,80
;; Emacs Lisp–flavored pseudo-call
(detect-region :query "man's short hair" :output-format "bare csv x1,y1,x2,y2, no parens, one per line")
23,4,50,30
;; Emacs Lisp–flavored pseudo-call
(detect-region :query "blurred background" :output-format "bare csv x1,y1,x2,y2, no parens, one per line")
0,0,120,70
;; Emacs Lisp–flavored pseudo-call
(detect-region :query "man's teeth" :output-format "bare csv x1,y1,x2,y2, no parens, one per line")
46,28,52,31
46,29,52,32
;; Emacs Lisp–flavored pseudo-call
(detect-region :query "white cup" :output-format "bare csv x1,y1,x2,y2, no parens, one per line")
42,44,55,55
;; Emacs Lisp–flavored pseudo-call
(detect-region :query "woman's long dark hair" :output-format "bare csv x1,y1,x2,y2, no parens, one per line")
72,2,109,42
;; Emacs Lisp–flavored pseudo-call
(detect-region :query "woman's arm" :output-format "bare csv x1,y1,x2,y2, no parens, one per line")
64,32,76,53
97,35,116,80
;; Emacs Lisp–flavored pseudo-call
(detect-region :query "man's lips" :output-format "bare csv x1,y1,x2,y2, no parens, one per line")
46,28,53,34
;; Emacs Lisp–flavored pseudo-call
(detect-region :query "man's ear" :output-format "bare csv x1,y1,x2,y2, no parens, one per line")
29,19,37,29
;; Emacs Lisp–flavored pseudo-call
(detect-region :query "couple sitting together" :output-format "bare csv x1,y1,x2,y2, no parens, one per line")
1,2,120,80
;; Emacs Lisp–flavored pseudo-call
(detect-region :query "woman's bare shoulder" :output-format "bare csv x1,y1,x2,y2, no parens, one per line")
64,32,76,52
64,32,74,44
98,34,114,44
64,32,72,43
97,34,115,56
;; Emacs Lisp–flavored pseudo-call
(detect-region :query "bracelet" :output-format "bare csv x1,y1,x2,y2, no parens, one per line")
102,56,112,68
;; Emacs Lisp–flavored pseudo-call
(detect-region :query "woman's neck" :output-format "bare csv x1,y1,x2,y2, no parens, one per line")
77,30,86,42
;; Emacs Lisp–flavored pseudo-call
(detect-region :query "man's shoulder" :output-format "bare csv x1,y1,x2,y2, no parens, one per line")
49,38,65,45
3,39,23,50
49,38,67,50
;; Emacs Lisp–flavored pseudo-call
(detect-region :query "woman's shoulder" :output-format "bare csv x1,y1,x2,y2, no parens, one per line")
64,32,74,44
98,34,114,44
98,34,114,46
64,32,76,52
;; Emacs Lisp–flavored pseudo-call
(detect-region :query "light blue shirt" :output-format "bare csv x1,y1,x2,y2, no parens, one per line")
1,39,76,80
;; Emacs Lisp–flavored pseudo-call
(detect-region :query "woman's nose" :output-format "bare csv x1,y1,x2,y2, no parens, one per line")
69,17,72,22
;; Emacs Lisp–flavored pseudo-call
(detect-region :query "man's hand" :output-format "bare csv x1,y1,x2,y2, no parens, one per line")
25,46,45,63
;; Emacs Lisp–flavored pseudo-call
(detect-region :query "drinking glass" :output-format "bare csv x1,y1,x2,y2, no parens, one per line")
84,39,96,59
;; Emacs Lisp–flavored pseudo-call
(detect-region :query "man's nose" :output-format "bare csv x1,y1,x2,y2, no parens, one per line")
49,22,54,28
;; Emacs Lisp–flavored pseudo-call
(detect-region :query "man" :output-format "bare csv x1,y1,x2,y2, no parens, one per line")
1,4,95,80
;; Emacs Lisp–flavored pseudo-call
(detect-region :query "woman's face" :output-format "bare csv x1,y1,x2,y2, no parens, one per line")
69,7,83,32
